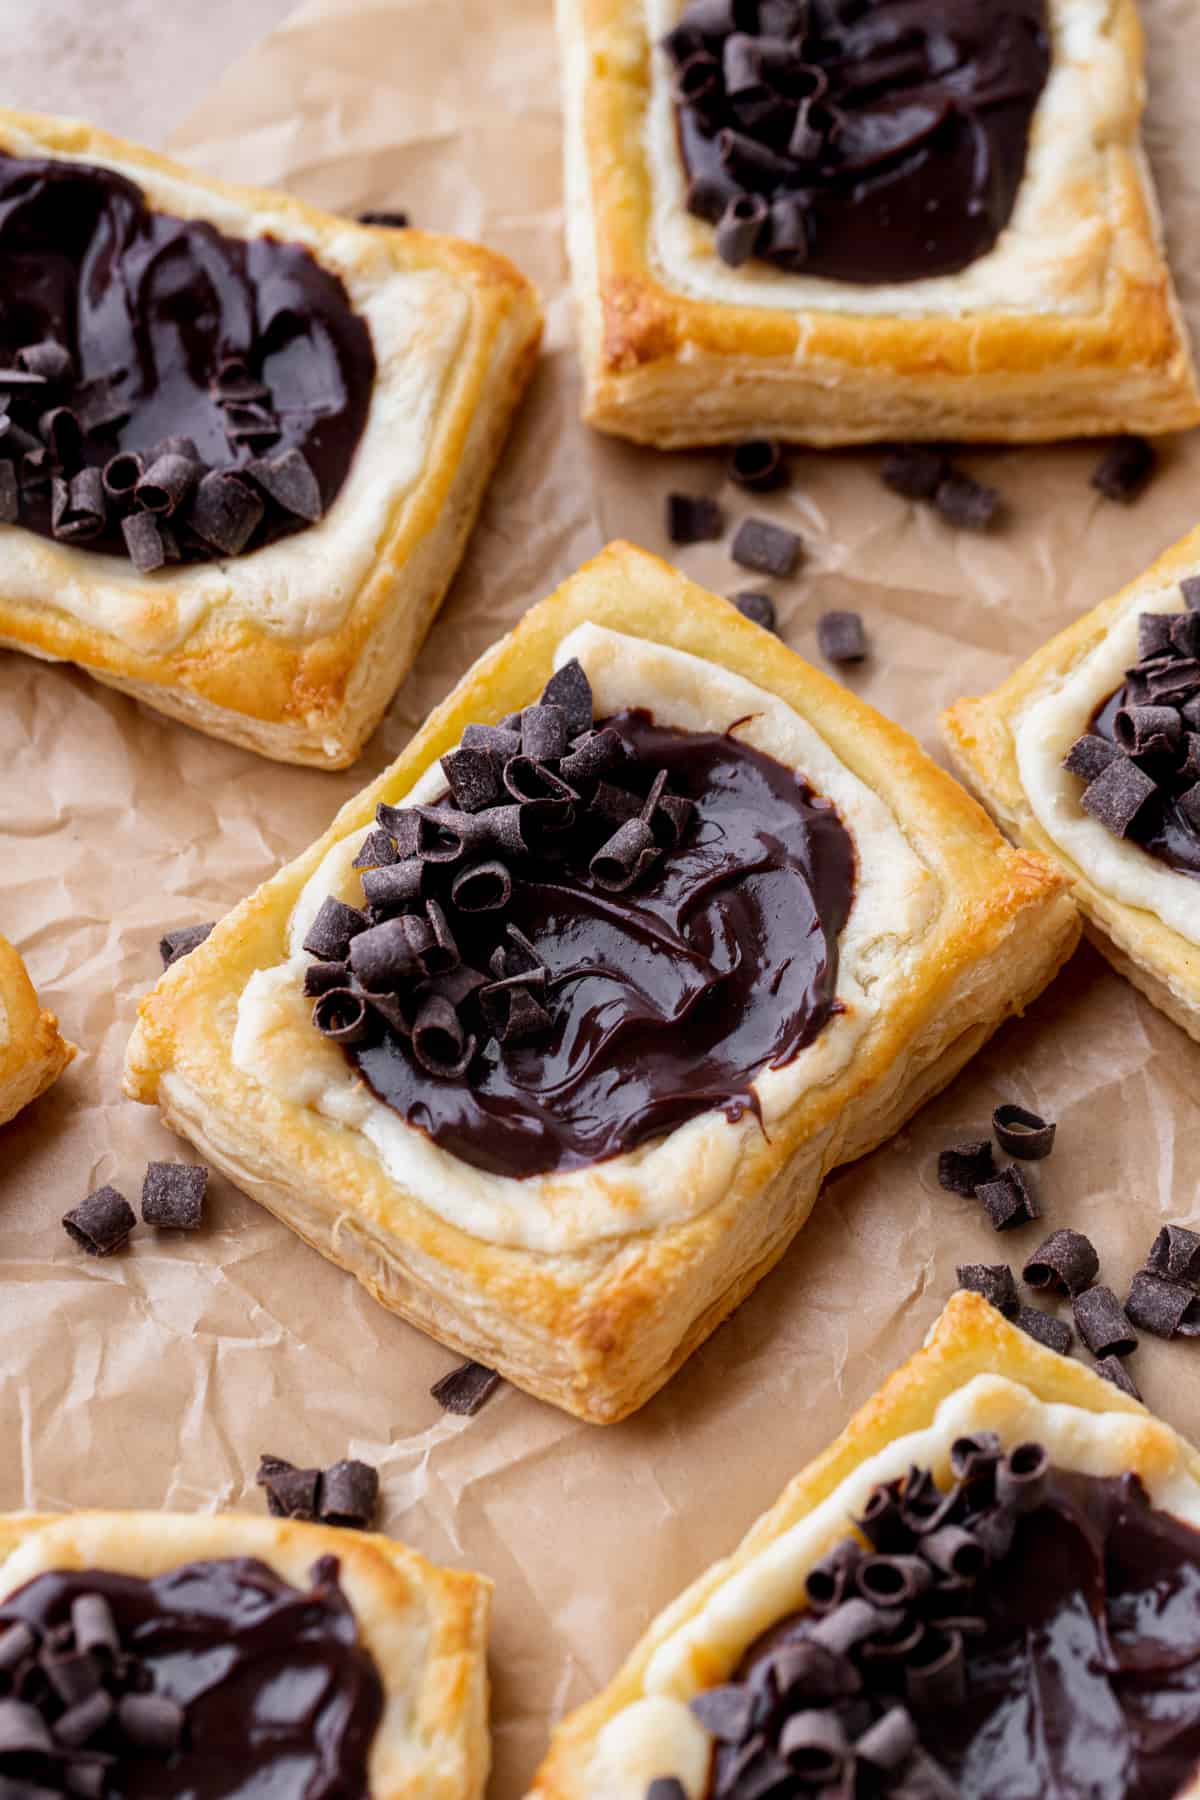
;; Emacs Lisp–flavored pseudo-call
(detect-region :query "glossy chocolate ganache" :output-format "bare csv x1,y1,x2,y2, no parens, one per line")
672,1439,1200,1800
0,152,375,568
663,0,1051,283
301,658,855,1180
0,1554,382,1797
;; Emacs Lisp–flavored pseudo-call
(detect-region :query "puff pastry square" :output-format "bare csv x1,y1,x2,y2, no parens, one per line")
0,933,75,1126
944,525,1200,1043
531,1290,1200,1800
124,541,1078,1424
557,0,1199,447
0,1509,490,1799
0,109,542,768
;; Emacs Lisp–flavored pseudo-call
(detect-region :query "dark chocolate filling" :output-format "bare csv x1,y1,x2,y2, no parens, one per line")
665,0,1050,283
1090,684,1200,878
348,710,855,1179
0,151,375,562
0,1554,382,1797
694,1454,1200,1799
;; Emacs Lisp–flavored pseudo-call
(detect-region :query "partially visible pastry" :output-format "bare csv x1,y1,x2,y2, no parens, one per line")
0,933,74,1125
944,526,1200,1042
0,109,542,767
0,1509,491,1799
558,0,1199,445
531,1290,1200,1799
125,541,1077,1423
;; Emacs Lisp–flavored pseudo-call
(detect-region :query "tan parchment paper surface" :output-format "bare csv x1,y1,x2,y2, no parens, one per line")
2,2,1200,1793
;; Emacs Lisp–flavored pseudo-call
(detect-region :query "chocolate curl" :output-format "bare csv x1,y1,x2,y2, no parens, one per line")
0,1698,54,1754
75,370,130,434
117,1692,184,1754
62,1187,135,1257
224,401,281,447
1074,1285,1138,1358
728,437,786,492
520,703,570,762
804,1539,861,1613
1081,757,1158,837
905,1630,966,1711
349,918,423,990
302,895,368,961
46,1647,103,1706
688,1685,757,1745
71,1597,117,1664
213,356,269,403
462,721,522,759
1014,1305,1073,1356
856,1482,907,1552
361,859,426,915
1126,1271,1200,1339
413,804,493,861
319,1458,379,1529
256,1453,321,1519
856,1705,918,1771
16,340,73,384
715,192,768,266
442,747,501,813
135,451,200,517
855,1554,932,1609
1114,703,1182,758
503,756,577,806
422,899,460,975
429,966,488,1011
54,1688,113,1747
480,971,553,1044
51,467,106,544
938,1140,995,1197
859,1617,927,1666
451,859,513,913
122,512,167,573
675,49,722,114
975,1164,1039,1230
39,405,83,470
1062,733,1118,782
411,994,474,1077
429,1359,502,1416
760,1638,861,1703
995,1442,1048,1512
246,448,323,522
101,450,143,504
559,728,623,785
0,1623,36,1672
778,1710,847,1780
1022,1228,1098,1297
591,817,660,892
1145,1223,1200,1285
809,1597,898,1655
188,469,264,554
955,1263,1018,1317
918,1525,986,1580
589,782,643,827
311,987,374,1045
352,828,400,871
948,1431,1002,1480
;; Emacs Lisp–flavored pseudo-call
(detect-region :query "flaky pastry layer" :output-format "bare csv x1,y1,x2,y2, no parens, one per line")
124,542,1078,1423
530,1291,1200,1800
0,1510,490,1800
557,0,1199,446
0,933,75,1127
943,523,1200,1042
0,109,542,767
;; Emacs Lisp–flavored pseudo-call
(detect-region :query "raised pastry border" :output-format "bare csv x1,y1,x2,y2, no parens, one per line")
0,933,75,1127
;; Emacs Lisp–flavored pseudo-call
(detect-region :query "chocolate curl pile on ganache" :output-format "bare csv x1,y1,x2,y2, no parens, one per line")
303,661,697,1077
1062,584,1200,851
0,347,326,572
676,1439,1052,1800
0,1587,185,1790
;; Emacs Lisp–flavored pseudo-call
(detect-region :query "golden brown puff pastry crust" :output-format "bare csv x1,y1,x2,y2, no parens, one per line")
0,1510,490,1800
530,1291,1200,1800
557,0,1199,447
0,109,542,769
0,934,75,1126
123,541,1078,1424
943,525,1200,1043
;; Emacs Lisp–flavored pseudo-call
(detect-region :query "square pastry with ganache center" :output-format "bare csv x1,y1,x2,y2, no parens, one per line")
0,109,541,767
124,541,1078,1423
557,0,1199,446
0,933,75,1128
531,1290,1200,1800
0,1509,490,1798
944,525,1200,1044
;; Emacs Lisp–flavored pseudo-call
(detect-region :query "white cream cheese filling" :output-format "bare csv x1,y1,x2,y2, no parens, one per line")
0,119,468,657
589,1372,1200,1798
1015,582,1200,947
232,624,936,1255
642,0,1123,320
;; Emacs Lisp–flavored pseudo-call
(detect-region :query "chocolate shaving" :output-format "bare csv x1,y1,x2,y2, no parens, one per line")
731,515,801,578
933,472,1000,531
591,817,660,891
1125,1270,1200,1339
349,918,422,990
1014,1305,1073,1355
1114,703,1181,758
731,591,777,632
1091,435,1156,503
937,1139,994,1198
1144,1223,1200,1285
1138,613,1176,659
1022,1228,1097,1297
451,859,513,913
1093,1354,1142,1401
1074,1284,1137,1358
716,192,769,265
817,610,867,665
61,1186,136,1257
311,987,374,1045
976,1165,1039,1231
352,828,400,871
728,439,786,492
319,1459,379,1529
141,1162,207,1231
856,1555,931,1609
51,468,105,544
540,658,594,735
804,1541,861,1613
430,1360,502,1415
520,704,570,763
955,1263,1018,1317
361,859,426,915
992,1103,1056,1160
462,722,523,759
666,491,724,544
158,921,214,967
995,1442,1049,1512
442,747,502,813
246,448,323,522
121,511,167,573
881,445,948,502
411,993,474,1077
1062,732,1119,782
480,970,552,1044
136,451,199,516
560,728,623,784
256,1454,320,1520
187,469,264,554
1080,756,1158,836
303,896,368,961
